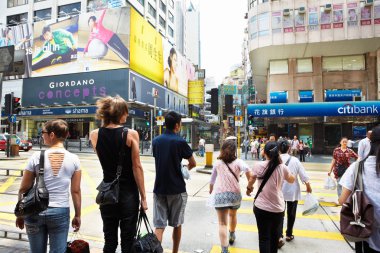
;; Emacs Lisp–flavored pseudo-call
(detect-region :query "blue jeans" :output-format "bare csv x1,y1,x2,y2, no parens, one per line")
25,207,70,253
199,146,205,157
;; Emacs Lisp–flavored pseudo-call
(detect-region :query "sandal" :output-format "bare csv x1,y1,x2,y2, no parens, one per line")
286,235,294,242
278,238,285,249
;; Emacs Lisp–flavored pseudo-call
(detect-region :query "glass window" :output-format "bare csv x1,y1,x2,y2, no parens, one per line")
168,26,174,37
258,12,269,36
8,0,28,8
168,11,174,23
270,60,288,74
35,0,46,2
297,58,313,73
169,0,174,8
322,56,342,71
137,0,144,5
324,124,341,146
249,0,257,9
58,2,81,16
343,55,365,70
34,8,52,21
7,13,28,26
160,0,167,12
148,3,156,18
159,15,166,28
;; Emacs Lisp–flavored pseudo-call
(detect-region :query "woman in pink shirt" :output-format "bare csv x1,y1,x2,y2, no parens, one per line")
209,140,252,253
84,10,130,64
247,141,295,253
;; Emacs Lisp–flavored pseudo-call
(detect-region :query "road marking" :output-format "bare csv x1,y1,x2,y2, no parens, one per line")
237,209,340,221
210,245,258,253
0,201,16,207
236,224,344,241
242,198,339,206
0,212,15,222
0,177,17,193
81,166,98,199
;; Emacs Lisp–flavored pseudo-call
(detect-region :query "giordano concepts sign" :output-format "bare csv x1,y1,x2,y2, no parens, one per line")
247,101,380,118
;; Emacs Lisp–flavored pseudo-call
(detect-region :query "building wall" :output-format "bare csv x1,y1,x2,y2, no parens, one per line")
185,1,200,66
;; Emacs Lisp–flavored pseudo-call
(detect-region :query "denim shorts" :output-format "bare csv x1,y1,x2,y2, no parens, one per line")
25,207,70,253
215,205,241,210
153,193,188,228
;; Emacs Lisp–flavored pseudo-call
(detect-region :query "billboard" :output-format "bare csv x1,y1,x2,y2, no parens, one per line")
188,80,204,105
130,8,163,85
22,69,129,106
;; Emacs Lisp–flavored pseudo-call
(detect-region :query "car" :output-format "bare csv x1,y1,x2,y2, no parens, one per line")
0,134,33,152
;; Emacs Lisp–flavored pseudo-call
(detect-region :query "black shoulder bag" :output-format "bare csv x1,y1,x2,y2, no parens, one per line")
96,128,128,206
253,162,279,203
15,150,49,218
224,162,239,182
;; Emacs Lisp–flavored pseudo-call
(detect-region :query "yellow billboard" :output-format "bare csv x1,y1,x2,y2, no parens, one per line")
130,8,163,85
188,80,204,105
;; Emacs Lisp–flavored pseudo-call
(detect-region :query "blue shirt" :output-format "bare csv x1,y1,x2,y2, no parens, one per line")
153,130,193,195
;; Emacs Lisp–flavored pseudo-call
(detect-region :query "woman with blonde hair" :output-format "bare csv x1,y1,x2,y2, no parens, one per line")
90,95,147,252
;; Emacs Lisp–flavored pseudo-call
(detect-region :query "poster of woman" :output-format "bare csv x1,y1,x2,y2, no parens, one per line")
361,6,372,25
375,5,380,24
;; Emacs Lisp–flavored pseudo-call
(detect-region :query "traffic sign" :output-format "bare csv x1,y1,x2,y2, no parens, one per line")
234,116,243,121
8,114,17,123
235,108,242,116
156,116,164,125
15,138,20,145
235,121,243,127
158,110,163,116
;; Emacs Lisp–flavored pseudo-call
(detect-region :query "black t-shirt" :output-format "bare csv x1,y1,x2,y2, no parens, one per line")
153,130,193,195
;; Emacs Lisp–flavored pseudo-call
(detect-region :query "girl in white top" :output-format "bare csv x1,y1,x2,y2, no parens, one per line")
278,140,312,246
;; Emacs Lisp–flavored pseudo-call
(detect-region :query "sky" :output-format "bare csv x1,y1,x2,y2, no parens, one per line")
198,0,247,85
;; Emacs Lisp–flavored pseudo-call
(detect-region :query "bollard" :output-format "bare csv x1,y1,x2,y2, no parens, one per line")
204,144,214,169
79,139,82,151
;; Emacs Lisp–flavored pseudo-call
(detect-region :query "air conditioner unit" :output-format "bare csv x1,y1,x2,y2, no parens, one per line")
365,0,373,6
324,4,332,11
298,7,306,14
283,9,290,16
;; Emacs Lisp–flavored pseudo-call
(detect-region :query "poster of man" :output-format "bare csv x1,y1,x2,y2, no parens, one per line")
320,11,331,24
32,17,79,77
333,9,343,23
361,6,372,20
348,8,357,21
283,13,294,28
272,12,282,30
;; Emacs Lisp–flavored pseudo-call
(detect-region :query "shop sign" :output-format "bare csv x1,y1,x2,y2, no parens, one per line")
63,118,93,123
299,90,314,103
20,106,96,116
270,91,287,103
324,89,361,102
248,101,380,118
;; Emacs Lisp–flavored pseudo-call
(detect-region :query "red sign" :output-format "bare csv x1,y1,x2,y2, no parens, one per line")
375,19,380,24
333,23,344,28
361,20,372,26
321,24,331,29
295,26,305,32
284,27,294,33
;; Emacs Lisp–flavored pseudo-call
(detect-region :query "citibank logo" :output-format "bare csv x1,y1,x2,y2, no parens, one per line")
337,103,379,115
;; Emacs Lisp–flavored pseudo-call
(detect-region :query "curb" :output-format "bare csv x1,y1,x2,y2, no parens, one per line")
195,167,213,175
0,157,28,161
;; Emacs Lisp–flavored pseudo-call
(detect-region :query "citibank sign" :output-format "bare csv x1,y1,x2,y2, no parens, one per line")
337,104,378,115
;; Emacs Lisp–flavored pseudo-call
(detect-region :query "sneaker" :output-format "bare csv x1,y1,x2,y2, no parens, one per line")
229,231,236,245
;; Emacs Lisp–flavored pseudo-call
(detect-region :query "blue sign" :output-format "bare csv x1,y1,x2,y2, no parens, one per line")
235,108,242,116
248,101,380,117
19,106,97,116
8,115,17,123
270,91,287,103
324,89,361,102
15,138,20,145
299,90,314,103
353,126,367,139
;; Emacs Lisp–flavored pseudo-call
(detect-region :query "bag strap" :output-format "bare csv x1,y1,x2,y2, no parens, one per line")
135,210,153,237
116,128,128,178
353,159,365,191
254,163,278,202
39,150,45,177
224,162,239,182
285,156,292,166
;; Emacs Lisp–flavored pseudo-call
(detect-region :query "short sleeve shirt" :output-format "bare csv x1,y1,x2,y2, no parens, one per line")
333,147,358,178
153,130,193,195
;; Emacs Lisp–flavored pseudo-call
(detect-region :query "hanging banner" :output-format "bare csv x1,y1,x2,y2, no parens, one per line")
270,91,288,103
333,4,344,28
272,12,282,33
295,11,306,32
283,11,294,33
375,5,380,24
308,7,319,31
320,8,332,29
361,5,372,25
324,89,362,102
188,80,204,105
347,3,358,26
299,90,314,103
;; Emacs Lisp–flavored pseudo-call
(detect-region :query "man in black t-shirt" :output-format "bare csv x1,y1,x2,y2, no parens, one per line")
152,111,196,253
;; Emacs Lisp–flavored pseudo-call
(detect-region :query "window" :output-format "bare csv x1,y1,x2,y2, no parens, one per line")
148,3,156,18
137,0,144,5
7,13,28,26
258,12,269,36
7,0,28,8
323,55,365,71
159,15,166,28
269,60,288,74
169,0,174,8
168,11,174,23
34,0,46,2
249,0,257,9
160,0,167,12
34,8,52,21
168,26,174,37
58,2,81,17
297,58,313,73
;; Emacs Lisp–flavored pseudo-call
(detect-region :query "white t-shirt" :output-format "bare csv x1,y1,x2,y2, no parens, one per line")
280,154,309,201
339,157,380,251
358,137,371,160
291,139,299,150
199,139,205,146
25,148,81,208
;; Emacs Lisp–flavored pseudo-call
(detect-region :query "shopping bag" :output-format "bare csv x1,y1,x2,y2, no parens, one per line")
66,233,90,253
302,193,319,216
324,176,336,190
181,165,190,180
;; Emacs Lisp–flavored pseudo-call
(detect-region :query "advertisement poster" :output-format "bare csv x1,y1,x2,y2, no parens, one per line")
0,24,33,78
320,8,332,29
308,7,319,31
233,94,242,105
283,11,294,33
87,0,126,11
347,3,358,26
78,7,131,73
130,8,164,85
361,6,372,25
295,11,305,32
188,80,204,105
272,12,282,33
333,4,344,28
32,17,79,77
375,5,380,24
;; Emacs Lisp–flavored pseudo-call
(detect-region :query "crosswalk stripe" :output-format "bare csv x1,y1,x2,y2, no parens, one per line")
210,245,258,253
236,224,344,241
241,198,339,207
237,209,340,221
0,201,16,207
81,166,98,199
0,177,17,193
0,212,15,222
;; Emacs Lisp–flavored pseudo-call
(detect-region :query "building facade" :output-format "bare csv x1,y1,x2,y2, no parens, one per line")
247,0,380,153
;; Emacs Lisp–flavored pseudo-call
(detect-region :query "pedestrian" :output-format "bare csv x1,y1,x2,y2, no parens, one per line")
278,140,312,247
152,111,196,253
290,136,299,156
16,119,81,253
243,138,250,160
298,140,306,162
306,137,313,157
339,126,380,253
328,137,358,198
269,134,276,142
246,141,295,253
198,136,206,157
209,140,252,253
89,95,148,252
358,130,372,160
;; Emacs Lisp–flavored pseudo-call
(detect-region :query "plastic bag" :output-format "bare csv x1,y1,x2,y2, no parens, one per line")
324,176,336,190
181,165,190,180
302,193,319,216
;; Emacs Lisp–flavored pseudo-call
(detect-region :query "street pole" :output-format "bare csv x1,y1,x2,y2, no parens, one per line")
237,125,241,158
150,108,153,151
153,97,156,138
219,84,225,148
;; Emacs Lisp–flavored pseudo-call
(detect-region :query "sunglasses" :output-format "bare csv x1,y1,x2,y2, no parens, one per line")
41,131,49,134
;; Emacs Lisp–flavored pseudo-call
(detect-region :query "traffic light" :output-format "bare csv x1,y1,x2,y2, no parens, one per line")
12,97,21,115
4,93,12,116
225,95,233,114
248,115,253,125
206,88,218,115
144,112,150,126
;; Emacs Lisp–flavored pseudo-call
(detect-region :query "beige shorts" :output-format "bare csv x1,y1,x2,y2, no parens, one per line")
153,193,188,228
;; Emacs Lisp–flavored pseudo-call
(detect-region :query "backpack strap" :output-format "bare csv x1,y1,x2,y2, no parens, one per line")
285,156,292,166
116,128,128,178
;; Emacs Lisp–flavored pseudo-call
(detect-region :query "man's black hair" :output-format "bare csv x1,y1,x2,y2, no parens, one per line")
41,26,51,36
88,16,96,25
165,111,181,130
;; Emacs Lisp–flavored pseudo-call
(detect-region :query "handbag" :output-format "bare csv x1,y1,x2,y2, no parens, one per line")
340,160,374,242
14,151,49,218
337,163,347,177
66,233,90,253
96,128,128,206
132,210,163,253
